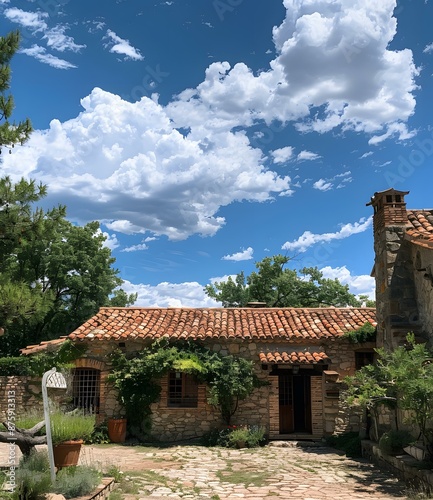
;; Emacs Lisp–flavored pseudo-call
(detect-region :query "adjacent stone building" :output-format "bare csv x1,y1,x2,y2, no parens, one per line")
367,189,433,349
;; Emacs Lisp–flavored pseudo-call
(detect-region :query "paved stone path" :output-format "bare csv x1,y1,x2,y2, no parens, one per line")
1,441,413,499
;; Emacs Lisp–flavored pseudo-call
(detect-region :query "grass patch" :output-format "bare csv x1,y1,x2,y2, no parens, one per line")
107,491,123,500
216,466,270,487
105,465,123,482
137,470,170,486
284,460,318,474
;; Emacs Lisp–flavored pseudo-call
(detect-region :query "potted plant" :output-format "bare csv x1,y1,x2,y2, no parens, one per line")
227,426,250,449
107,416,127,443
51,410,95,468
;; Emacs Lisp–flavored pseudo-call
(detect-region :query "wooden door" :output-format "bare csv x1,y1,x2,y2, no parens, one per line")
293,375,312,433
278,374,294,433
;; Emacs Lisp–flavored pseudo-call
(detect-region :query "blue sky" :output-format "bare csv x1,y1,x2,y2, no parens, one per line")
1,0,433,307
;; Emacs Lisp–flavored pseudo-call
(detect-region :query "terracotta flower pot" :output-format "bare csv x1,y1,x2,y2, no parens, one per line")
108,418,127,443
53,440,83,468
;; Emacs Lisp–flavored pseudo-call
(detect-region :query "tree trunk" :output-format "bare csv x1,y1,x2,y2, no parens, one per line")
0,420,47,457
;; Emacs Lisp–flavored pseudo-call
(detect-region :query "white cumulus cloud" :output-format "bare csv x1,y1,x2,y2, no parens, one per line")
120,279,220,307
2,88,291,240
271,146,294,163
168,0,418,144
297,151,321,161
313,179,333,191
96,229,119,251
104,29,143,61
222,247,254,261
282,217,372,253
4,7,47,31
320,265,375,300
1,0,420,243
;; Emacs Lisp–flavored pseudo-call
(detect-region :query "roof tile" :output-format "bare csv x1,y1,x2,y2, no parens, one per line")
259,351,331,364
406,209,433,247
65,307,376,343
21,307,376,355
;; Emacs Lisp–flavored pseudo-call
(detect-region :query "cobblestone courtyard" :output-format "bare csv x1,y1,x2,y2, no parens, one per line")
0,441,417,499
78,442,410,500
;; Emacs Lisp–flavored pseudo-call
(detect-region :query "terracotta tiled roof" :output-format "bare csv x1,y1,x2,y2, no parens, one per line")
259,351,330,364
20,337,68,355
66,306,376,343
406,209,433,248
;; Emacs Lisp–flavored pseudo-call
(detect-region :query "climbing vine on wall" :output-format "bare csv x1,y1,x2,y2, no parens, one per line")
343,322,376,343
108,339,267,430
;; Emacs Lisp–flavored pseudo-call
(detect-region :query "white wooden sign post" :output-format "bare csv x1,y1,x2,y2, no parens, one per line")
42,368,67,483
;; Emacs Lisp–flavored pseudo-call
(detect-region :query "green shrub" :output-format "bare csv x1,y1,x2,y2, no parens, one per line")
226,426,250,447
326,432,362,457
0,341,87,377
105,465,123,483
0,357,33,376
379,430,415,456
13,451,51,500
245,426,267,447
87,421,110,444
202,425,266,448
201,428,232,447
53,466,101,499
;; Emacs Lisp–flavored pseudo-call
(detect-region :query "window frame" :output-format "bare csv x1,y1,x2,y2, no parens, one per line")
72,367,101,414
355,350,375,370
167,371,199,408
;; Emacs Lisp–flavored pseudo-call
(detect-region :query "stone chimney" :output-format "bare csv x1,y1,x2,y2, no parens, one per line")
366,189,409,234
367,189,419,350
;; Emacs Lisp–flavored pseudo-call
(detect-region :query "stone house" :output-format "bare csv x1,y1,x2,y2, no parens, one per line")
11,187,433,443
20,306,376,442
367,188,433,349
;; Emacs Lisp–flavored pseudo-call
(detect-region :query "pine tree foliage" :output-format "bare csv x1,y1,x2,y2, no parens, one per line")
0,177,136,355
0,30,32,151
0,32,135,353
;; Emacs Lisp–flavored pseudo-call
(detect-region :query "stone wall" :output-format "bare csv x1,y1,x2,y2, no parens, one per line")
0,376,43,420
374,227,418,350
76,337,369,441
2,336,368,442
0,376,69,420
411,245,433,343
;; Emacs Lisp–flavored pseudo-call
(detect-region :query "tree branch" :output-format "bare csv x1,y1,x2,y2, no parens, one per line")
0,420,47,456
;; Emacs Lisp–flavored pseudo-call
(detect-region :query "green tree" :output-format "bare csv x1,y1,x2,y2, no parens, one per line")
203,354,262,425
205,254,365,307
0,32,135,353
0,30,32,151
344,333,433,451
0,177,136,355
